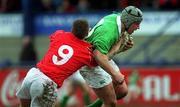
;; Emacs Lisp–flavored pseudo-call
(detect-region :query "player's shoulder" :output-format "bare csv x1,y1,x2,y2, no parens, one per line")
51,30,72,38
54,30,65,35
50,30,68,41
104,13,119,24
105,12,120,18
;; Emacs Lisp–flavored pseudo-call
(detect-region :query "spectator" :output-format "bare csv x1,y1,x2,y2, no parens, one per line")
19,36,38,66
77,0,89,13
0,0,21,13
40,0,56,12
119,0,128,9
0,0,7,12
57,0,77,13
89,0,118,11
158,0,180,10
119,0,141,9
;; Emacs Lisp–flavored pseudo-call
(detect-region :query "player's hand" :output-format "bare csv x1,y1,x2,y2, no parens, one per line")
121,38,134,52
112,72,125,85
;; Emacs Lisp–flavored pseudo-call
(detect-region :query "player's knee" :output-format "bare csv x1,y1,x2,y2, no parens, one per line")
117,89,128,99
102,94,117,107
116,87,128,99
115,83,128,99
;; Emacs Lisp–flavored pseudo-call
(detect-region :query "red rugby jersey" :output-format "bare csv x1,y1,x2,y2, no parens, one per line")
37,30,96,87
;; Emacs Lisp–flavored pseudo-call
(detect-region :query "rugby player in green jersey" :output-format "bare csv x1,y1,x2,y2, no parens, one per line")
80,6,143,107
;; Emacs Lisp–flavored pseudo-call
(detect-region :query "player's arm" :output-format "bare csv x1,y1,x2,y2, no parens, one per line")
93,49,124,84
107,36,124,59
107,32,134,59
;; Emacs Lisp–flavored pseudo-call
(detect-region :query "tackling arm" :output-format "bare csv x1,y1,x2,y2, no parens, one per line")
93,49,124,84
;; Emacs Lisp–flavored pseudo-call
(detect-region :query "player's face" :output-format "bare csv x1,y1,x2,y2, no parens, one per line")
127,23,140,34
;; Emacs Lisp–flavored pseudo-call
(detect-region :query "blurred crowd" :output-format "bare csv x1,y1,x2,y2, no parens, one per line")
0,0,180,13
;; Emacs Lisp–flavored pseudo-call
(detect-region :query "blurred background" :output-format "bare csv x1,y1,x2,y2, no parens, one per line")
0,0,180,107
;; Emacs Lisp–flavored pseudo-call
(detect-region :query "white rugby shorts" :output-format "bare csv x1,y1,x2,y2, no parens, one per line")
80,60,120,88
16,67,57,107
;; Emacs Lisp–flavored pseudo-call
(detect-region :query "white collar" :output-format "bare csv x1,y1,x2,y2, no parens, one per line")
116,15,121,36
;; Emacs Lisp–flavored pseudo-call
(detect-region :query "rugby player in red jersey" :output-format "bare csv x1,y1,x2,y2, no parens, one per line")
16,19,98,107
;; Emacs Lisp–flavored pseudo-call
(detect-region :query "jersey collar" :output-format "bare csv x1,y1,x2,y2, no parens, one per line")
116,15,121,37
69,33,92,47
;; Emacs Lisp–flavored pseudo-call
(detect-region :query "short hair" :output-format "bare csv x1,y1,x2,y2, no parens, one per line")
72,19,89,39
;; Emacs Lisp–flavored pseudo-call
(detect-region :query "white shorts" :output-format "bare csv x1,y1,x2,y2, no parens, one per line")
80,60,120,88
66,70,86,83
16,67,57,107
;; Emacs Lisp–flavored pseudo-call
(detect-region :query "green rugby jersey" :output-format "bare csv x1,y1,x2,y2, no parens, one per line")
86,13,121,54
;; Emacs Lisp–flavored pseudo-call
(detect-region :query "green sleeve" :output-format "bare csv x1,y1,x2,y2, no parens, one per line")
94,39,109,54
92,27,115,54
